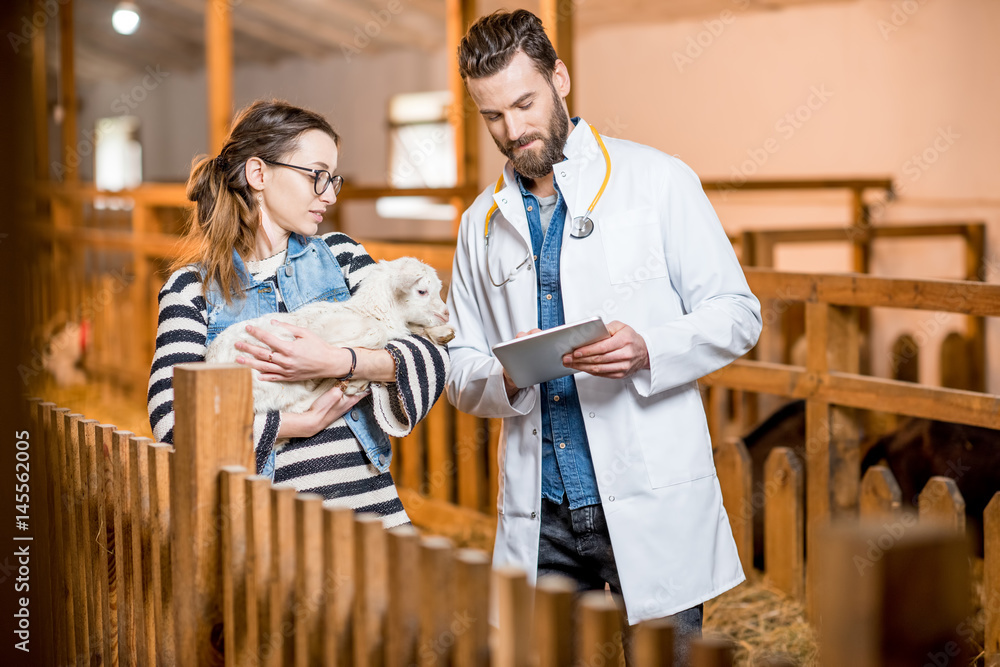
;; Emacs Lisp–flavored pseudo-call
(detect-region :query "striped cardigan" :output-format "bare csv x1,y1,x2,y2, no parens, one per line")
147,232,449,527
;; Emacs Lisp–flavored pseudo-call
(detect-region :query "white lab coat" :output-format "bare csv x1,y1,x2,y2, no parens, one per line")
446,118,762,623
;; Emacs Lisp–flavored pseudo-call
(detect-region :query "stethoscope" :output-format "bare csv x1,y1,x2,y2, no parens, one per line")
484,125,612,287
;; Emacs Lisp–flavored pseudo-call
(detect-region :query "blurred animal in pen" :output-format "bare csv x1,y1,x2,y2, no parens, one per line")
206,256,453,416
738,399,999,568
40,318,91,387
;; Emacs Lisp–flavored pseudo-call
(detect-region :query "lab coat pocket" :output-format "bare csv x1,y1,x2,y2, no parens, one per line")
638,390,716,489
600,210,668,285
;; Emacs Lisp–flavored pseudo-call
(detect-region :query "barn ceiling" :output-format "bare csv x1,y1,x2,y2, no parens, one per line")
50,0,846,83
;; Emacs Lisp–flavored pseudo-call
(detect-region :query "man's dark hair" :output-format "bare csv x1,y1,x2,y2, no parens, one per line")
458,9,558,81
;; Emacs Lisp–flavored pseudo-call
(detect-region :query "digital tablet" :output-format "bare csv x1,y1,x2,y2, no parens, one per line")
491,317,610,389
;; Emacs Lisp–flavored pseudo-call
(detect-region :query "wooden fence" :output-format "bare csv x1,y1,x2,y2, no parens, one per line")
30,364,997,666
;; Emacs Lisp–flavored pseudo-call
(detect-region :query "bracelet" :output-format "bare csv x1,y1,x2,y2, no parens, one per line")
336,347,357,381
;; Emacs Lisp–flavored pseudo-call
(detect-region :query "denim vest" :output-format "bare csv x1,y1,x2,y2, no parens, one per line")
202,233,394,473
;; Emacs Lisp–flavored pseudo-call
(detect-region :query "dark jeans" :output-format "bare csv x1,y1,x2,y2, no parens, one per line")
537,497,703,665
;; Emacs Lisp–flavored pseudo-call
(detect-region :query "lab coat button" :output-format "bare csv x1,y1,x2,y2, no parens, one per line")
560,171,567,178
531,511,537,519
532,429,538,435
609,496,615,502
589,412,596,418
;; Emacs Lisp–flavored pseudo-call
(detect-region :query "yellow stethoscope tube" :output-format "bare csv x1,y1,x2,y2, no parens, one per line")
484,125,611,287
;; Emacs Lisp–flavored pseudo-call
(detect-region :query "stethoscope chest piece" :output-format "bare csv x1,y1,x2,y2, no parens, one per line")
570,216,595,239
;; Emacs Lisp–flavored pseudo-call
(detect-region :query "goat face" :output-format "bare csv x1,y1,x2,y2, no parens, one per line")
390,258,454,344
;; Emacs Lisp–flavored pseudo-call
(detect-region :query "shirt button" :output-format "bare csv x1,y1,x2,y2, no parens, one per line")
589,412,596,418
531,511,537,519
350,410,359,420
378,453,387,466
553,395,560,402
527,205,533,211
558,442,566,449
533,254,538,261
546,294,553,300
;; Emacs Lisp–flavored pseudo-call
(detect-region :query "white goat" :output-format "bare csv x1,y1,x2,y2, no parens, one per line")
205,257,453,414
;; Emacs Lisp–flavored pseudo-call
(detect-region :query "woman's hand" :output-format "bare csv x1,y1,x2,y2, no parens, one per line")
277,384,369,439
235,321,353,381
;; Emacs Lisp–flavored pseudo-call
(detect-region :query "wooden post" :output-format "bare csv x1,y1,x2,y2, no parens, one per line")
386,525,421,667
78,420,106,665
31,0,48,182
28,401,58,666
488,419,502,517
714,437,752,573
453,549,491,667
918,476,967,534
446,0,479,234
58,0,77,183
112,429,138,664
632,618,675,667
817,522,971,667
62,412,90,662
418,536,456,667
269,484,297,667
425,402,454,502
220,466,250,667
245,475,273,664
400,421,424,491
539,0,574,114
295,493,325,667
533,575,577,667
494,567,533,667
44,404,75,666
354,513,389,667
804,302,860,620
964,223,986,392
206,0,233,154
859,465,902,519
455,411,484,511
170,363,254,667
985,493,1000,665
148,443,175,666
92,424,118,666
690,638,735,667
763,447,804,599
323,505,356,667
130,436,155,666
577,591,624,667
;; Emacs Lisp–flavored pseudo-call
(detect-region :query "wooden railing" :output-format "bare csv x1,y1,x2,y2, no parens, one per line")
31,363,997,666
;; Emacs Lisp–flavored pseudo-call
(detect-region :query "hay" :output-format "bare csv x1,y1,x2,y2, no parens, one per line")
703,571,818,667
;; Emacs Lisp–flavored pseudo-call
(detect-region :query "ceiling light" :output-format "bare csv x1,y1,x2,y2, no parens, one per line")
112,2,140,35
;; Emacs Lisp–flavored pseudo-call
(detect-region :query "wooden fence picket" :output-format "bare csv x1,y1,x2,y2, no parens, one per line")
764,447,804,600
859,465,902,519
918,476,966,533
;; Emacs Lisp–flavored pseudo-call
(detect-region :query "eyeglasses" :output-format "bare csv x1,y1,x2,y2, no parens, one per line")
262,159,344,196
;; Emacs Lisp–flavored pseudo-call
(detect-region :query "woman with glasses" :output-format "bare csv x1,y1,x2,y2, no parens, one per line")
148,99,449,527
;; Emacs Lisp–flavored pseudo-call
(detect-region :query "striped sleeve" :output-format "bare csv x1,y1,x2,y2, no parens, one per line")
147,267,282,470
320,232,450,436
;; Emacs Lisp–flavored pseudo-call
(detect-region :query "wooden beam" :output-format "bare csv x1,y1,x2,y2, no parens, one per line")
59,0,77,182
702,177,893,192
701,361,1000,430
447,0,480,234
744,269,1000,317
206,0,233,154
539,0,574,113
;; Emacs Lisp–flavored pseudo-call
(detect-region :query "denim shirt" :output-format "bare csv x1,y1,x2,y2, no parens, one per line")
202,232,394,473
516,174,601,509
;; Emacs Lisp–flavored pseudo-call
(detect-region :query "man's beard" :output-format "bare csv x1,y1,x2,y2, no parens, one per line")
495,87,570,179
